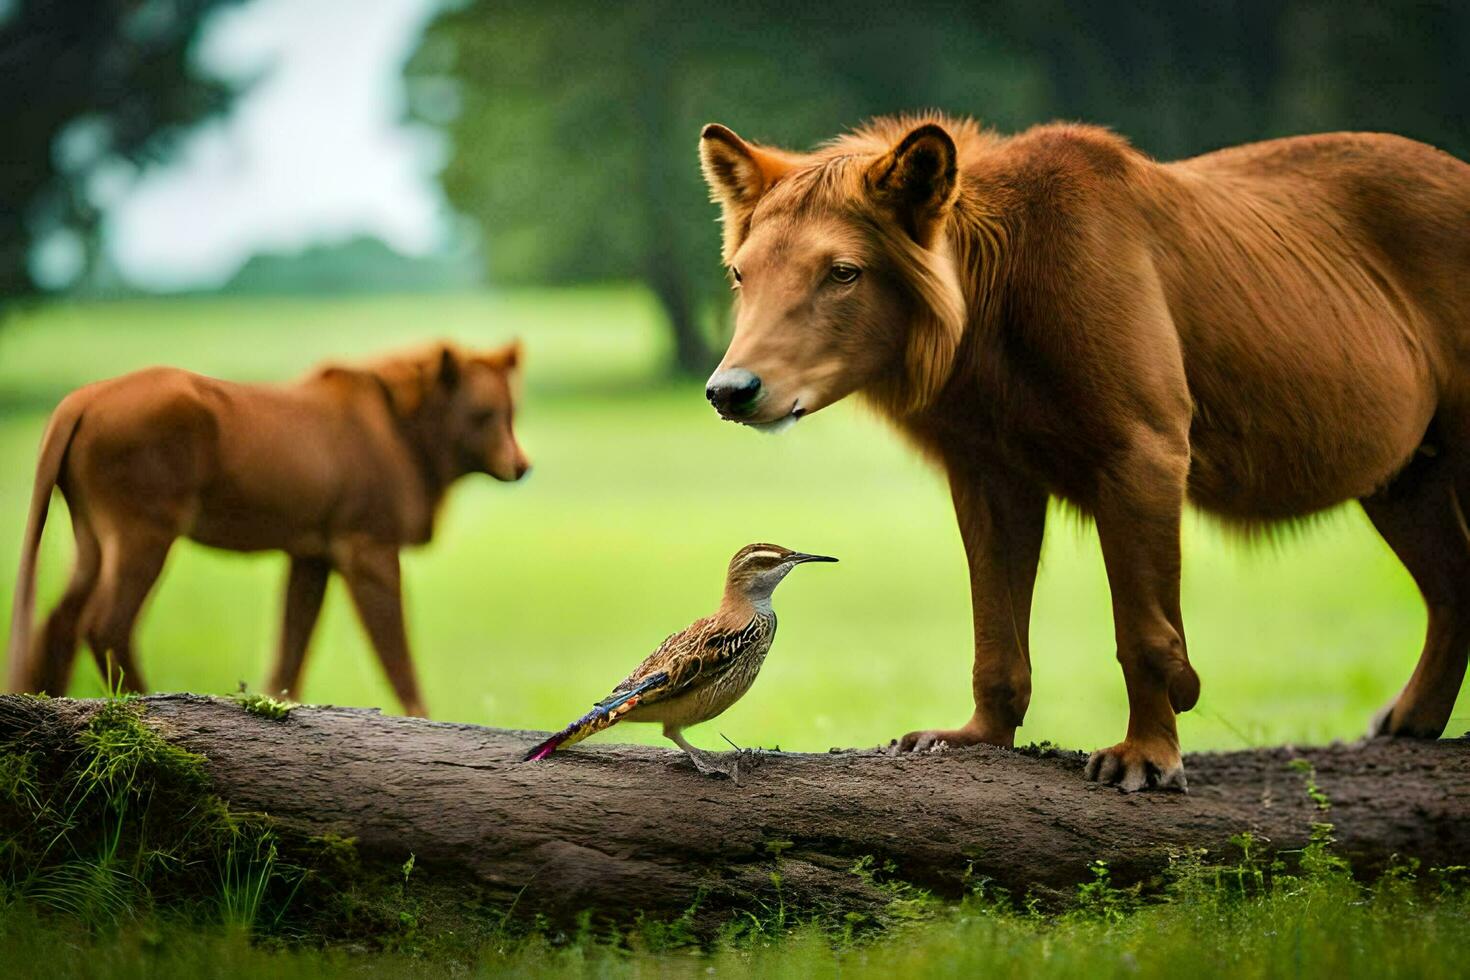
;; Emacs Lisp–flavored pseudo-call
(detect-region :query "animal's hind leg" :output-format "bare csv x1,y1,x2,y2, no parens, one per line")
265,556,331,699
82,527,175,694
1360,451,1470,738
336,541,427,717
31,516,101,695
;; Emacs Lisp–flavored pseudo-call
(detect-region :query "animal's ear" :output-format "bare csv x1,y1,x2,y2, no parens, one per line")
475,340,522,373
866,123,959,246
498,339,521,371
700,123,804,262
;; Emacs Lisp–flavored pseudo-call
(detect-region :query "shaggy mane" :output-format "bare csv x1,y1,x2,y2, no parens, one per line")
744,114,1010,417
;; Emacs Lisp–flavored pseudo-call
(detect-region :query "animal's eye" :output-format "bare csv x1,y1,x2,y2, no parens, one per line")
829,263,861,285
729,266,742,287
471,407,496,425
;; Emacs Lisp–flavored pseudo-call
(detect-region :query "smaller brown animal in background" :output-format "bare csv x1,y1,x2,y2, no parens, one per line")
6,341,530,716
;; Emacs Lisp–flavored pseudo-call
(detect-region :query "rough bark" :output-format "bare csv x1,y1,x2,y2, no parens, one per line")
5,694,1467,924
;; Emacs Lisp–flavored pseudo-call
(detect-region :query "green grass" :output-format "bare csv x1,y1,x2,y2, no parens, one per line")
0,288,1466,753
2,857,1467,979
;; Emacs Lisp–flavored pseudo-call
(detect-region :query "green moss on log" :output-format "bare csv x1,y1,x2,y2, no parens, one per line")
0,696,501,951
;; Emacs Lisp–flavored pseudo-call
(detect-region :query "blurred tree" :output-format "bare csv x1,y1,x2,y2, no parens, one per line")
1009,0,1470,161
0,0,244,304
221,236,482,296
409,0,1043,377
1266,0,1470,158
413,0,1470,377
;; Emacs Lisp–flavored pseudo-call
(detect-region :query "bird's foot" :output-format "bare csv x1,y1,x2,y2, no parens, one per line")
719,733,773,769
685,747,740,784
734,746,770,778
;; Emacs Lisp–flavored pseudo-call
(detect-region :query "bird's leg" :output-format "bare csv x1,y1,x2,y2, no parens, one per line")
666,727,738,783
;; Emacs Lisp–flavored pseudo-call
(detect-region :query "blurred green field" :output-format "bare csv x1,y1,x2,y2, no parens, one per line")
0,290,1464,753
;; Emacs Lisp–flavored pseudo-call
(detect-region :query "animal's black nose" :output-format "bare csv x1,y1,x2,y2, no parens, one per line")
705,368,763,417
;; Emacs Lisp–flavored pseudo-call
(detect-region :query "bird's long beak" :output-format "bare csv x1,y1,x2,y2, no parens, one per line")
789,552,838,564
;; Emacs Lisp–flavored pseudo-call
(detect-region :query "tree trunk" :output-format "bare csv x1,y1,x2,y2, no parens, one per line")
633,2,715,379
5,694,1467,926
646,264,713,377
0,212,38,312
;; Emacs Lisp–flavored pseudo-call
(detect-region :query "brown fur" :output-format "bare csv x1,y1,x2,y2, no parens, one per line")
6,341,529,715
701,115,1470,789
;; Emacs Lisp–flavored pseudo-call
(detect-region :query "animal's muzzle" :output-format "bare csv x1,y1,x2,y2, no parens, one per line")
705,368,762,419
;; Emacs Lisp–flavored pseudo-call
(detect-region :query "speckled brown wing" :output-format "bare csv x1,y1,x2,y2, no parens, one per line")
603,613,771,709
601,617,714,704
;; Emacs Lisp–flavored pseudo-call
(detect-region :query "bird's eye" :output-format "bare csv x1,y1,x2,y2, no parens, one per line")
829,263,861,285
730,266,742,287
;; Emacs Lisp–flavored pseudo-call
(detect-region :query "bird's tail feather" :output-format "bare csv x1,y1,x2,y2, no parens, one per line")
523,671,669,762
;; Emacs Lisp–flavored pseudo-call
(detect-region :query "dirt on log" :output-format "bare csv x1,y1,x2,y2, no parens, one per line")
4,694,1467,923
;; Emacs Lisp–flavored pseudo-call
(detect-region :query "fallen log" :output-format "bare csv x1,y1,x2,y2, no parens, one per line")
3,694,1467,926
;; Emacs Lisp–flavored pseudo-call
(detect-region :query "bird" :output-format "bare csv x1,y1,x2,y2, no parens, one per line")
523,543,837,779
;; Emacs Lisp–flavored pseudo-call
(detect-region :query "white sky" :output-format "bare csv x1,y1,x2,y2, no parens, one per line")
104,0,445,291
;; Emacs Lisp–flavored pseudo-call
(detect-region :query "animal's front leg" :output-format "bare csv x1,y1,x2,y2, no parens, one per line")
895,465,1046,753
337,540,428,717
1086,430,1198,792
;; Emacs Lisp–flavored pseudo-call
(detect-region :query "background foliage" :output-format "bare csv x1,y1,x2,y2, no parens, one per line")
408,0,1470,373
0,0,244,301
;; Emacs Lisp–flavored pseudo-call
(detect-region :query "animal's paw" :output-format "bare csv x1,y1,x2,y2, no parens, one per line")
1084,738,1187,793
1368,698,1444,739
890,725,992,756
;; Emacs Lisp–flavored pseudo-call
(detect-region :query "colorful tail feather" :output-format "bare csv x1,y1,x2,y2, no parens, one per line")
523,672,669,761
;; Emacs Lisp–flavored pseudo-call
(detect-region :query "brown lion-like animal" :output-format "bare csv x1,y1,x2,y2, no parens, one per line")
6,341,530,716
700,115,1470,790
